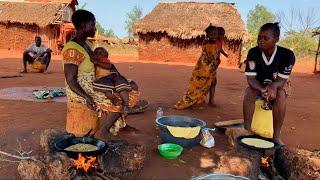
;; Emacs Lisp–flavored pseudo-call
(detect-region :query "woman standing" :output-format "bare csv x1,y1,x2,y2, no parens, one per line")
62,10,136,136
174,25,221,109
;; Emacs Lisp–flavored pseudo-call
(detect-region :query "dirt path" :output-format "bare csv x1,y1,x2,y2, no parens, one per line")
0,57,319,179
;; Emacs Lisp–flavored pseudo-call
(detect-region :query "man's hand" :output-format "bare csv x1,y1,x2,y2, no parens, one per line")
266,84,277,100
260,88,268,100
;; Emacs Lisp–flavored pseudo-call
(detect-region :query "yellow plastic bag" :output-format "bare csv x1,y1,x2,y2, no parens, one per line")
251,99,273,138
30,60,45,73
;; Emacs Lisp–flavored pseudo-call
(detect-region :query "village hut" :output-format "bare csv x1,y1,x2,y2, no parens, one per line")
87,32,109,47
0,0,78,54
312,27,320,73
134,2,247,65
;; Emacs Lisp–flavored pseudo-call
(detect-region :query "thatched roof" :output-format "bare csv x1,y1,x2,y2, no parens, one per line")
135,2,246,40
0,1,66,27
27,0,78,4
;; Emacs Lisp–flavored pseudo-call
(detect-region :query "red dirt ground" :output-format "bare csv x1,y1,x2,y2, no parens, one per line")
0,54,319,179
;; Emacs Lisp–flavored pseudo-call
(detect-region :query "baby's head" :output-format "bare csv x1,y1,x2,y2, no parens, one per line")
217,27,225,40
94,47,109,62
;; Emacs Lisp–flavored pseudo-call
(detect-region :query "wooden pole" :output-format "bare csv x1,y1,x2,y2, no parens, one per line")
314,36,320,73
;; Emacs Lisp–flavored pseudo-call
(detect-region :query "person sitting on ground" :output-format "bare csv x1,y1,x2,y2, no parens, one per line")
92,47,138,114
243,22,295,144
22,36,52,73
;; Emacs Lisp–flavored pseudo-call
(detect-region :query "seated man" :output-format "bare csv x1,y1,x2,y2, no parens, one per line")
22,36,52,73
243,22,295,143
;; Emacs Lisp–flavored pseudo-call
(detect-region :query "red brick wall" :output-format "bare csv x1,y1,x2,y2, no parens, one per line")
138,34,242,66
0,23,37,51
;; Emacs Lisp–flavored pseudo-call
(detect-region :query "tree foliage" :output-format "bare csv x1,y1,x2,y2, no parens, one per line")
104,28,116,37
279,30,318,53
246,4,275,48
276,7,319,54
95,21,105,35
125,6,143,38
95,21,116,37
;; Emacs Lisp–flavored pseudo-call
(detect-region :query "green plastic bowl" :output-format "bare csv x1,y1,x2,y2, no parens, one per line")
158,143,183,160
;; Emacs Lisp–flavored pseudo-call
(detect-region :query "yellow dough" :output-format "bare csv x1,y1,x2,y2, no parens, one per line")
167,126,201,139
241,138,274,149
64,143,98,152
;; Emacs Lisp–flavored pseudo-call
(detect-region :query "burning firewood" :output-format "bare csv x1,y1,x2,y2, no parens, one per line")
17,129,144,180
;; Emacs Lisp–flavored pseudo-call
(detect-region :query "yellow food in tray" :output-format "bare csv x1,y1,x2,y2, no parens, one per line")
64,143,99,152
240,138,274,149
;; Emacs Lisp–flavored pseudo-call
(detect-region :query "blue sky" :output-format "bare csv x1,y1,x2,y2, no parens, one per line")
78,0,320,37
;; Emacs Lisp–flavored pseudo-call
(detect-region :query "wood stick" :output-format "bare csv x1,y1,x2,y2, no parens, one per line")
96,172,117,180
0,158,20,163
0,150,31,160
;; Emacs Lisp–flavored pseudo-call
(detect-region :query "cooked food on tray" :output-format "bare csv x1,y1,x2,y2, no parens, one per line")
64,143,98,152
240,138,274,149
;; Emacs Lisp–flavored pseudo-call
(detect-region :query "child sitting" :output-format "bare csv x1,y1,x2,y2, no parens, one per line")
92,47,137,113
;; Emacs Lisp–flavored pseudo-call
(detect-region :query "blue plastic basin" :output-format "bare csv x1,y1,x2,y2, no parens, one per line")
155,115,206,148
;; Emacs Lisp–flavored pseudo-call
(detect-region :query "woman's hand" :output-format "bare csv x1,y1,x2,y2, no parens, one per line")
64,64,98,111
85,95,98,111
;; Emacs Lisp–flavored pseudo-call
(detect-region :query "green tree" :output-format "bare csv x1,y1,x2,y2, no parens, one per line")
79,2,87,9
246,4,275,48
95,21,105,35
125,5,143,38
279,30,318,53
104,28,116,37
276,7,319,54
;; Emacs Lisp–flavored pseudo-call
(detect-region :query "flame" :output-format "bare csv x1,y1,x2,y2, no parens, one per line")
73,153,98,172
261,156,271,168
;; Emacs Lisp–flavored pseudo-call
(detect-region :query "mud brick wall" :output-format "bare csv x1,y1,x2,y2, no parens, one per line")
138,35,242,66
0,24,37,51
138,36,202,63
223,40,243,66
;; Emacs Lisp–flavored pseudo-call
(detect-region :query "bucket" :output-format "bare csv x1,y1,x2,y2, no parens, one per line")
155,115,206,147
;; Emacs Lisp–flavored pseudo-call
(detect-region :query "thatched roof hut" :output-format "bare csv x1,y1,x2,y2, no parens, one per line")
0,1,76,53
134,2,246,65
135,2,246,40
0,1,70,27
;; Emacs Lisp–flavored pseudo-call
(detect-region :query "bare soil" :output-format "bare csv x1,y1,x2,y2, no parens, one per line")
0,54,319,179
